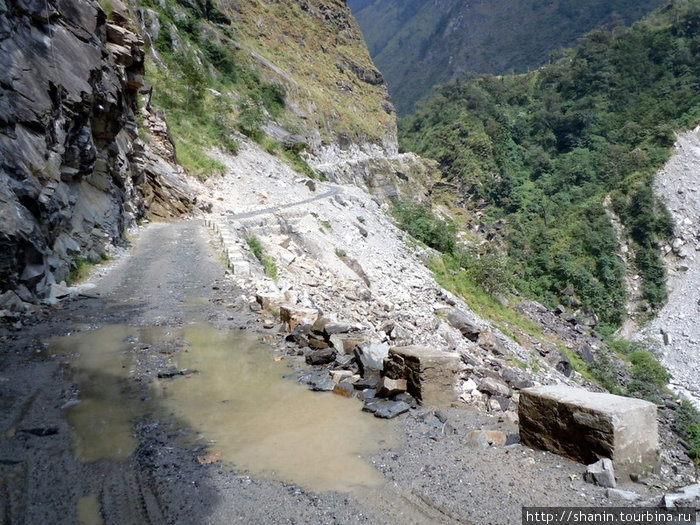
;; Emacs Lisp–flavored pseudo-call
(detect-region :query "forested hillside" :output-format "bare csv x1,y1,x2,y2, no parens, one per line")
347,0,665,113
400,0,700,330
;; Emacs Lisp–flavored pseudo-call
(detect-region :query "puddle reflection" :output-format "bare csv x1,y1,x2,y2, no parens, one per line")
50,323,399,492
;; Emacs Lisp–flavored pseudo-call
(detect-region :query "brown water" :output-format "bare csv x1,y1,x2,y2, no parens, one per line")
51,325,143,462
76,494,104,525
51,323,399,493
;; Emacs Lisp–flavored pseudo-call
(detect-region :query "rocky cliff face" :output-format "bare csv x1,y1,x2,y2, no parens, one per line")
223,0,434,197
0,0,190,301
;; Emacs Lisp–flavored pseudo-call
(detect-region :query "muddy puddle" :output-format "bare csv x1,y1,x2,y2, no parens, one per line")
50,323,399,493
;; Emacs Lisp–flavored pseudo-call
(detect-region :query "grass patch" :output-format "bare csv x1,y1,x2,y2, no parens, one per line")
392,200,456,254
676,401,700,467
174,139,227,179
430,255,542,342
67,254,109,284
246,235,278,280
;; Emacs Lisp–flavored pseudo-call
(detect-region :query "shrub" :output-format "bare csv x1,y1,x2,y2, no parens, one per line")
392,201,456,253
246,235,277,279
452,247,513,295
626,349,670,402
676,401,700,466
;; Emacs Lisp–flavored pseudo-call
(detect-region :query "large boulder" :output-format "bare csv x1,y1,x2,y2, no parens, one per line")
279,305,319,331
384,346,461,406
446,309,481,341
354,342,389,376
519,385,659,478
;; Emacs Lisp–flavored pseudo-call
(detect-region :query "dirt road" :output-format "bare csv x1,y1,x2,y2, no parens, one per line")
0,219,651,525
0,220,394,524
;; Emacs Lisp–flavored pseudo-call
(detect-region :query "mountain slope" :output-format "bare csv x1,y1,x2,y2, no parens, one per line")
348,0,665,113
0,0,407,302
399,0,700,328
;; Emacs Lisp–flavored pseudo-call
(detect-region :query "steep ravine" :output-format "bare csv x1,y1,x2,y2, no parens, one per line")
633,127,700,406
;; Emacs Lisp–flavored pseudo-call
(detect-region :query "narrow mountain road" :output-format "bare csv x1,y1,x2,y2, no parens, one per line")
0,220,401,524
0,219,661,525
227,186,340,220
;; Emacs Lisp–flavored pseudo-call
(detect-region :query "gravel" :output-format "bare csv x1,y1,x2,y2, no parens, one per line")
636,127,700,407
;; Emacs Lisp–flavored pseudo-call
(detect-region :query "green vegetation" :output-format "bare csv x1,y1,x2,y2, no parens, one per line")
391,200,456,253
67,253,110,284
349,0,664,113
430,256,538,344
221,0,395,145
676,401,700,466
400,0,700,326
246,235,278,279
145,0,289,178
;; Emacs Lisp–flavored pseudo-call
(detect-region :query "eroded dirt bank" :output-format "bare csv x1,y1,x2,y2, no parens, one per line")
0,220,667,525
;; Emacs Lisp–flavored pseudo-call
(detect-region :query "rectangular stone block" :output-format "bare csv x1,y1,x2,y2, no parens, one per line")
384,346,461,406
279,304,319,331
519,385,659,478
256,292,283,310
229,259,250,276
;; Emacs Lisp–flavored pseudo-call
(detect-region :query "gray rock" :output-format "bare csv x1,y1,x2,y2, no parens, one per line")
584,458,616,488
324,322,353,335
300,371,335,391
376,376,407,397
305,348,337,365
311,316,331,334
333,353,355,369
606,488,641,502
490,396,511,411
478,330,508,356
519,385,659,478
384,345,461,406
0,291,28,313
374,401,410,419
308,335,331,350
363,400,410,419
662,484,700,509
578,343,596,364
478,377,511,398
466,430,507,447
434,410,449,423
0,2,192,300
332,381,354,398
309,376,335,392
446,309,481,341
354,342,389,376
392,392,417,408
357,388,376,402
280,305,319,331
554,351,573,377
353,378,379,390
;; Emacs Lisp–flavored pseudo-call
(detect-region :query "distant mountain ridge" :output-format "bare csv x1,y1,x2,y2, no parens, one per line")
347,0,666,114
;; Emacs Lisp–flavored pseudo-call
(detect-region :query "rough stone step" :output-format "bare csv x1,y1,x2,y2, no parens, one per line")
384,345,462,406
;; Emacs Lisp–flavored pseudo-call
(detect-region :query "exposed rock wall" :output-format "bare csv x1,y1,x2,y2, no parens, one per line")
0,0,190,299
309,150,438,203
